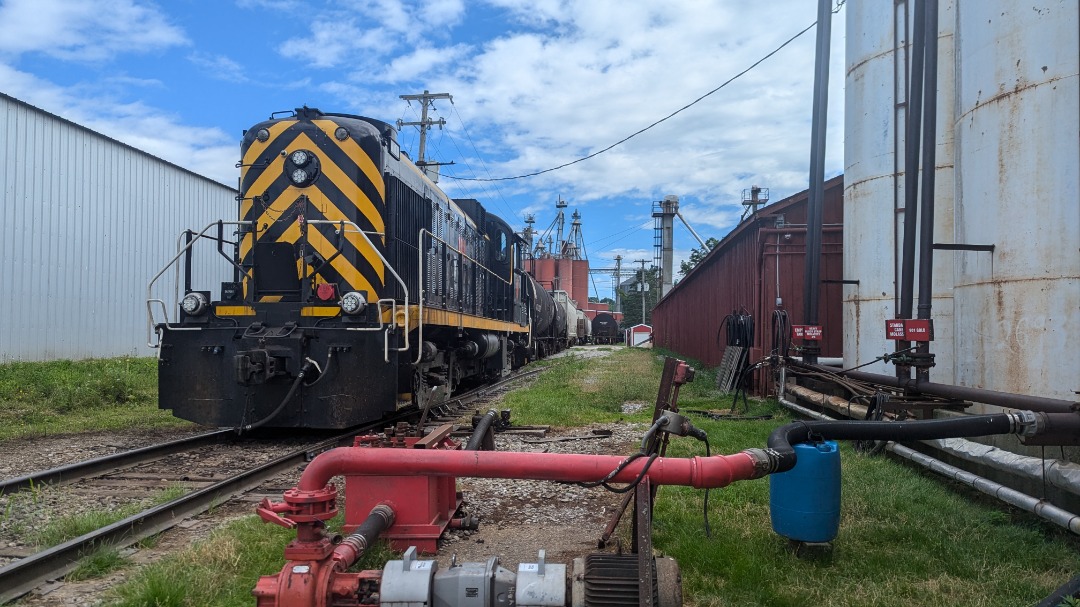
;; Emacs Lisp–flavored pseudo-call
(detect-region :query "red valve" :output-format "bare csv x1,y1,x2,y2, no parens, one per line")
256,498,298,529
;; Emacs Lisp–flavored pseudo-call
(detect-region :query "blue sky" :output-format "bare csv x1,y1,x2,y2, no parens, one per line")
0,0,846,300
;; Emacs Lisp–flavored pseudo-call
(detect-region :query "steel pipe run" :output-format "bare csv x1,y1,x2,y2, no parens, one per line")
823,365,1078,414
296,447,768,493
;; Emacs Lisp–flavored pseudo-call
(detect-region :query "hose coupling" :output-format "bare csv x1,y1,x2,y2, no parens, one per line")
1010,410,1043,437
743,448,782,478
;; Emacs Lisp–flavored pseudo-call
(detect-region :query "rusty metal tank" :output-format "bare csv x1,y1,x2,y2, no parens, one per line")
843,0,958,381
950,0,1079,400
844,0,1079,400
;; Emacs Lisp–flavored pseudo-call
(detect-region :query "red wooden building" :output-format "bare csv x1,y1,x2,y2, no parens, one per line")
651,176,844,393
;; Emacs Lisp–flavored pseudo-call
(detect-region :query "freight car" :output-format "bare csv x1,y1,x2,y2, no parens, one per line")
592,312,620,344
147,107,562,430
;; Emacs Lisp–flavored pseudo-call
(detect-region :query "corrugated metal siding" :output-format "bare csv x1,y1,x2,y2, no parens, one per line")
652,176,844,383
0,93,236,362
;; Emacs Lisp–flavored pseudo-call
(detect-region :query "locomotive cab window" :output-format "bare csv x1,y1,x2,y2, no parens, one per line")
495,230,508,262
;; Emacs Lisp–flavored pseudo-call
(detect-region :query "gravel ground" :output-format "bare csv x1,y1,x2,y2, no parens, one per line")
438,420,648,571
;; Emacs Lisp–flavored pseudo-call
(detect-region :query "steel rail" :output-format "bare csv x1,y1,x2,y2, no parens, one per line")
0,429,234,494
0,365,544,602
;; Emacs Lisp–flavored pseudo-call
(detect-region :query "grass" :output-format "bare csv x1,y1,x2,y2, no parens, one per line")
34,484,190,548
108,514,399,607
0,357,194,440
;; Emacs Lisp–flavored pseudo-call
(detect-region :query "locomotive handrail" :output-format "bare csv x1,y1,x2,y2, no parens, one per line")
306,220,409,363
146,221,254,348
413,229,518,365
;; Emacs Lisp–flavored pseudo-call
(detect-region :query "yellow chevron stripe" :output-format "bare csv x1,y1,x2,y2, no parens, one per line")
239,182,302,260
241,153,287,220
241,121,293,184
313,120,385,202
289,132,385,235
302,188,385,280
277,221,374,296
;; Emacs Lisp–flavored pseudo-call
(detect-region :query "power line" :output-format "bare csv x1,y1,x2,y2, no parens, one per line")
441,12,834,184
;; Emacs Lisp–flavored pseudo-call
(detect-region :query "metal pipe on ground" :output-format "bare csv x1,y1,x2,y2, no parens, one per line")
887,443,1080,535
826,366,1077,414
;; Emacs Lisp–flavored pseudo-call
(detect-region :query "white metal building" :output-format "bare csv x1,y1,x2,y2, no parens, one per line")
0,92,236,362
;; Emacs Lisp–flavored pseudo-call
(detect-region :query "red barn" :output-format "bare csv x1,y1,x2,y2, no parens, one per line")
651,176,844,394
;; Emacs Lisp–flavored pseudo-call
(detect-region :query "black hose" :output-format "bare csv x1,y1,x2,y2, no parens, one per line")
237,360,315,434
465,410,498,451
338,504,395,568
763,414,1019,474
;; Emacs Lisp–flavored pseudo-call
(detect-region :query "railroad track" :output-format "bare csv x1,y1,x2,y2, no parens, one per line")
0,368,542,603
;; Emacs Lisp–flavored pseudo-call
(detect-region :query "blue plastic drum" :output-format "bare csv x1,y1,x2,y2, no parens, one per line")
769,440,841,543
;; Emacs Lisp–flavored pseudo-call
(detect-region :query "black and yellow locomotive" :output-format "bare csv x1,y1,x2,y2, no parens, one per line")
151,107,555,429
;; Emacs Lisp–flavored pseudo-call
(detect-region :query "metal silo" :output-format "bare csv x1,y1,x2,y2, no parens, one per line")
843,0,958,380
951,1,1080,400
844,0,1079,400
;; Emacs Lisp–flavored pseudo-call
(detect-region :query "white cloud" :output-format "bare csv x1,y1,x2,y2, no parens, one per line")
278,18,391,68
188,52,249,83
0,0,187,61
278,0,467,69
414,0,847,243
0,64,237,185
371,44,471,84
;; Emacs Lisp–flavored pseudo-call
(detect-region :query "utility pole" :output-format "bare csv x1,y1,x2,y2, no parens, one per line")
614,255,622,313
397,90,453,180
635,259,648,325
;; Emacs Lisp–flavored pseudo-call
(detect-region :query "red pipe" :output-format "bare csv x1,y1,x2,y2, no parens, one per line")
297,447,764,492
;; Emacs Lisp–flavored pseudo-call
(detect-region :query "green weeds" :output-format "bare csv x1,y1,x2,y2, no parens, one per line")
108,515,398,607
0,357,194,439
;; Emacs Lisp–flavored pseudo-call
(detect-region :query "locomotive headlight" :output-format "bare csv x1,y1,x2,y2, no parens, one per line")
284,148,319,187
334,126,349,141
340,291,367,315
256,128,270,142
289,150,310,166
180,292,209,316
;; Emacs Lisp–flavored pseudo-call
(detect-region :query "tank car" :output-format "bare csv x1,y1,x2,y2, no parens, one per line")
576,309,592,345
552,290,580,348
148,107,542,430
592,312,620,344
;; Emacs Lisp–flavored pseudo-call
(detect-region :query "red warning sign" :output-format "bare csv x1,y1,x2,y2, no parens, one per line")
885,319,934,341
792,325,823,341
